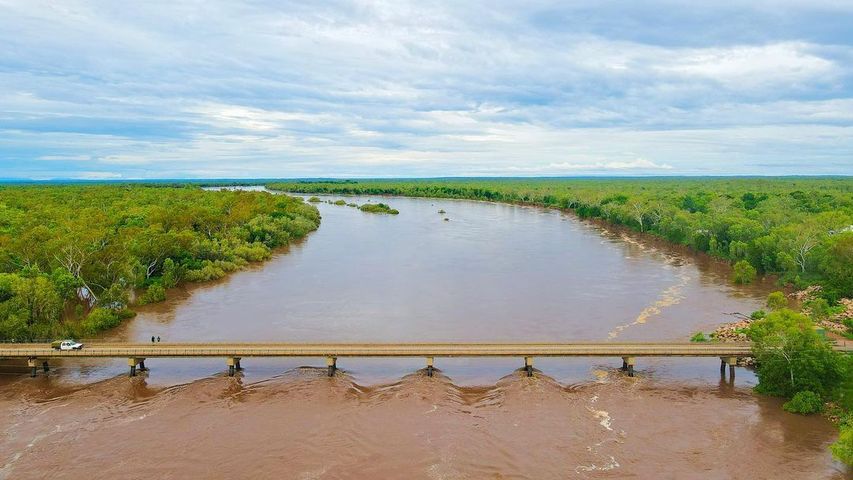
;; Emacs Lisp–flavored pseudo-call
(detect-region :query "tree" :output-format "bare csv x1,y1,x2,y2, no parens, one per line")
780,224,820,272
13,275,63,328
818,233,853,299
629,202,647,232
766,291,788,310
733,260,757,284
747,309,844,398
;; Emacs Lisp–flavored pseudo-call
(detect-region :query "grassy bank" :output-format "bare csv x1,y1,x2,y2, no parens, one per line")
0,185,320,339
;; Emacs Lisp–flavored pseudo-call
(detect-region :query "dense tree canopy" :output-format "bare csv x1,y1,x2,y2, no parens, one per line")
746,309,844,398
0,185,319,339
268,178,853,302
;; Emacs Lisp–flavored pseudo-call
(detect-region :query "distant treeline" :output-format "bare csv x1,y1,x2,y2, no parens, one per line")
0,185,320,340
268,178,853,302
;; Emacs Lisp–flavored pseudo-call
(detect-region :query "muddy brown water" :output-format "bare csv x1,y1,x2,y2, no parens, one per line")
0,191,847,478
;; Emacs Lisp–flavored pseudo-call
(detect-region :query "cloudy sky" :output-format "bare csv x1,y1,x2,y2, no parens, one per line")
1,1,852,179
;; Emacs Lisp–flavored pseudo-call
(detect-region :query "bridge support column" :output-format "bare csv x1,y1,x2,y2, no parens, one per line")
27,358,38,377
720,358,726,376
326,357,337,377
727,357,737,380
426,357,434,377
226,357,239,376
625,357,636,377
621,357,629,371
42,361,49,373
524,357,534,377
235,358,242,371
138,359,147,372
128,358,140,377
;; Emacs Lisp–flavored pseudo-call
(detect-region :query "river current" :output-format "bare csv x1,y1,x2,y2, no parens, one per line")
0,190,846,478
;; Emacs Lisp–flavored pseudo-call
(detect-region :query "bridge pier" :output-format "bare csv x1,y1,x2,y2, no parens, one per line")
719,356,738,382
426,357,434,377
524,356,534,377
42,361,49,373
326,357,337,377
624,357,636,377
621,357,628,372
27,358,38,377
226,357,240,376
128,358,146,377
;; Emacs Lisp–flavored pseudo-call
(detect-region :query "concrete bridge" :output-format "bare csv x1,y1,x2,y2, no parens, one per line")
1,341,759,379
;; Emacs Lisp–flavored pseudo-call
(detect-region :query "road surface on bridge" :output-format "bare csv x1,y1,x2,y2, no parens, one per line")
1,342,757,358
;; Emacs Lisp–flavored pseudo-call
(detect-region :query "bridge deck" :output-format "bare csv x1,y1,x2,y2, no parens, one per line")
1,342,755,358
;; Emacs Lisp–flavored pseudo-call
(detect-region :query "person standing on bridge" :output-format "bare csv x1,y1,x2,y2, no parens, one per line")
157,336,160,343
151,336,155,344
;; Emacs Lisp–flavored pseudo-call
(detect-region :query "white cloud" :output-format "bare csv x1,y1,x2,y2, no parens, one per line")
0,1,850,178
37,154,92,161
659,42,836,87
76,171,123,179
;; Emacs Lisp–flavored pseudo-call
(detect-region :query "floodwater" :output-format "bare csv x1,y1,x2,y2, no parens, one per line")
0,191,847,478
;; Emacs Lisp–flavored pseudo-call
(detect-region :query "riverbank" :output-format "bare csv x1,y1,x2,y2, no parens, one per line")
0,185,320,340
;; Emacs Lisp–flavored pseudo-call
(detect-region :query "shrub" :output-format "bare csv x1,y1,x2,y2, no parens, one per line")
359,203,399,214
232,242,271,262
161,258,182,288
733,260,757,284
804,298,830,319
832,425,853,466
333,199,346,206
307,196,321,203
690,332,707,342
766,291,788,310
750,310,766,320
80,308,122,334
783,391,823,414
140,283,166,305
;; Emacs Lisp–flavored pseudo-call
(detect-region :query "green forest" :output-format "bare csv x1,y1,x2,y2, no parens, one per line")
268,177,853,303
0,185,320,340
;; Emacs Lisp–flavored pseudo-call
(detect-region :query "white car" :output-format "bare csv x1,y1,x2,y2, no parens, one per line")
52,340,84,351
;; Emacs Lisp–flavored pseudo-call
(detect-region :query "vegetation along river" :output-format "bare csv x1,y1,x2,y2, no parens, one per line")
0,189,846,478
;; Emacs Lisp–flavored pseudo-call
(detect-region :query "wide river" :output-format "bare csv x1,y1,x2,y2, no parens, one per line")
0,190,847,478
